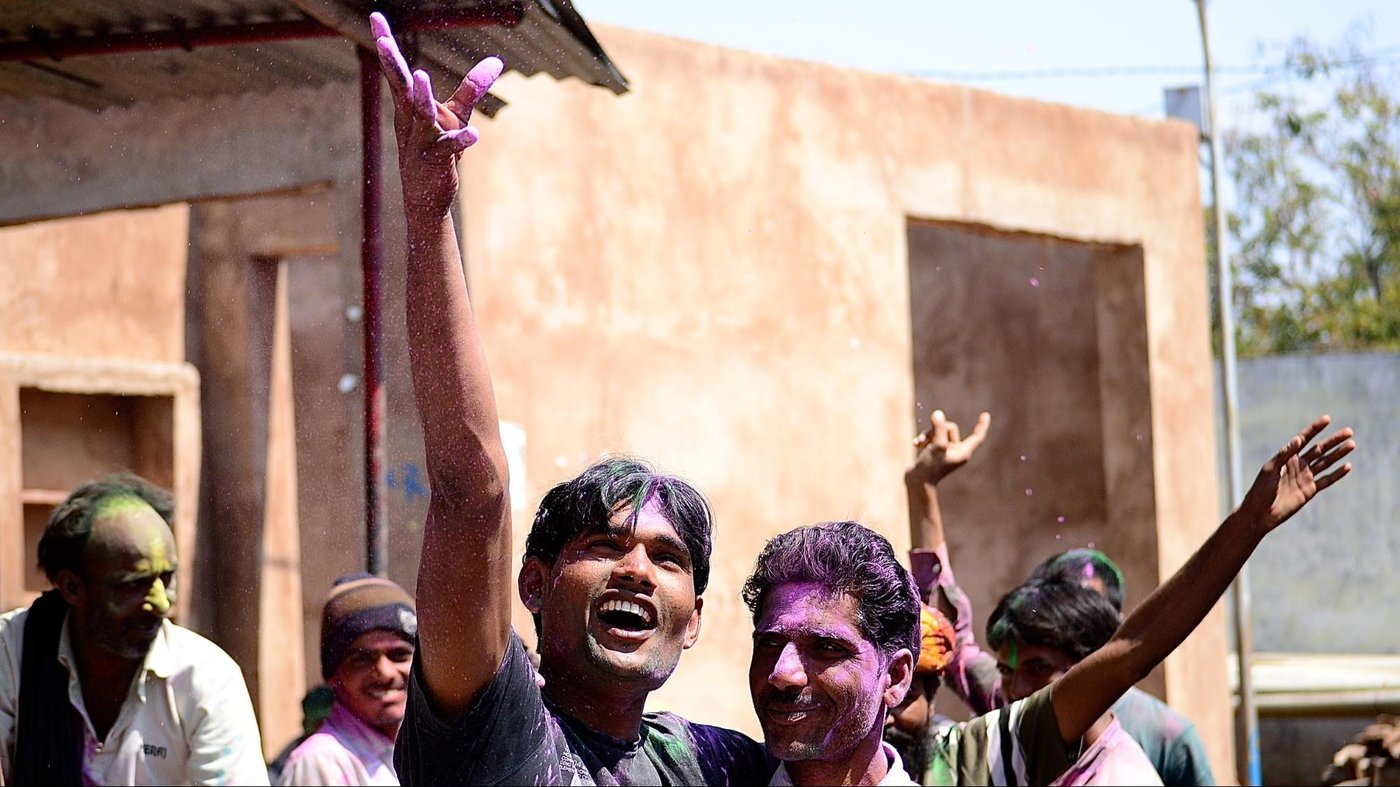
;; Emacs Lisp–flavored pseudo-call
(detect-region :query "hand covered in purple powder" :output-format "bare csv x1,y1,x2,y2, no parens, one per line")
370,12,502,213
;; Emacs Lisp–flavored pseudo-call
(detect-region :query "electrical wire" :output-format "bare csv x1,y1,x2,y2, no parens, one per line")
905,42,1400,82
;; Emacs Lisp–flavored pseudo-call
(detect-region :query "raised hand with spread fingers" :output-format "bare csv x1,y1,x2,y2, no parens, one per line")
906,408,990,553
910,409,992,487
1051,415,1356,746
369,11,514,725
1239,414,1354,534
370,12,501,216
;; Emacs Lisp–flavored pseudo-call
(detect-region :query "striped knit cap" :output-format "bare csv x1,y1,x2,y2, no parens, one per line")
320,573,417,679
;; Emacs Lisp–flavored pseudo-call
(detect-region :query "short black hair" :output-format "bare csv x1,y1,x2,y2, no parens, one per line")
524,456,713,595
37,472,175,582
742,521,921,658
986,579,1120,663
1028,548,1126,612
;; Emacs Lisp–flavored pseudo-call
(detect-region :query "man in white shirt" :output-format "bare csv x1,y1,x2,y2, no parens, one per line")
277,574,417,786
0,472,268,785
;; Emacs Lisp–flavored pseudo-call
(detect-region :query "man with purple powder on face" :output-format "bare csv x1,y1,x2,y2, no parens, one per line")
746,413,1353,785
745,521,925,786
370,14,772,784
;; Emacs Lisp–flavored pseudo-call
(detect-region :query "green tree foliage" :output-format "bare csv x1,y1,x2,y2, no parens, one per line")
1223,30,1400,356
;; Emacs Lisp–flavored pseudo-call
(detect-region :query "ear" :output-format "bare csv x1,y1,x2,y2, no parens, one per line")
54,569,86,607
518,557,549,613
682,596,703,649
883,648,915,709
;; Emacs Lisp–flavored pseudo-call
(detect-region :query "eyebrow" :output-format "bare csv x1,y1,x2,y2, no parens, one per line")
350,643,415,656
115,564,180,582
753,625,861,646
595,526,692,560
647,531,691,559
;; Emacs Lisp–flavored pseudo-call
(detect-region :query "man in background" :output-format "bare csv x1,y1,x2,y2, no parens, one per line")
278,574,417,786
885,605,957,783
746,413,1351,785
0,472,268,785
906,409,1215,784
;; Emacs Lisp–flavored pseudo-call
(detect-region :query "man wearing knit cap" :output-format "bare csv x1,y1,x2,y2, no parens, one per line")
277,574,417,786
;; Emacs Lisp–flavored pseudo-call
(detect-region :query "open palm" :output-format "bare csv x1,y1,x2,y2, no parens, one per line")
1240,415,1354,532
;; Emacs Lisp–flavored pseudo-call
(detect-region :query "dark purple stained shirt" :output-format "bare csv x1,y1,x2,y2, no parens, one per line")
394,632,775,785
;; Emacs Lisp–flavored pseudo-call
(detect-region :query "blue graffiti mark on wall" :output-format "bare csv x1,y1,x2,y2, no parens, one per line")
385,462,430,505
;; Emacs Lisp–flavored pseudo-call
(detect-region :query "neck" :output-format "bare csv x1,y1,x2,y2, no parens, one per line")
787,731,888,787
540,664,649,740
335,698,400,741
69,620,143,686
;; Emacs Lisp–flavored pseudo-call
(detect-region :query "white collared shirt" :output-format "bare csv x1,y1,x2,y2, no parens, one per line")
770,740,920,786
0,605,269,785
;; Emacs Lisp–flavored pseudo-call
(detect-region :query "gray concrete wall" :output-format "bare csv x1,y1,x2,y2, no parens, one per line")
1224,351,1398,654
1218,351,1399,785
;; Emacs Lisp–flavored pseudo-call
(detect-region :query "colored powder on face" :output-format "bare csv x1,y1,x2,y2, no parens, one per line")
134,531,177,615
93,494,157,520
93,496,176,613
139,532,174,574
142,577,172,614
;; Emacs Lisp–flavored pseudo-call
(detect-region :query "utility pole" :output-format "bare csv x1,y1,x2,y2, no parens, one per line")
1194,1,1259,783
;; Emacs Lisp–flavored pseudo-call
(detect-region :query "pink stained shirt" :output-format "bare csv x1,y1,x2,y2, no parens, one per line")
276,701,399,786
1052,716,1163,786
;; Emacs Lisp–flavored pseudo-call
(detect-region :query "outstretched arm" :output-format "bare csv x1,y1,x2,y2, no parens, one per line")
905,410,1005,713
372,13,511,717
1051,415,1355,743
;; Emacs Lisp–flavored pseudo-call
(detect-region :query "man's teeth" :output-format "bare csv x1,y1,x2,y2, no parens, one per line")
600,599,653,625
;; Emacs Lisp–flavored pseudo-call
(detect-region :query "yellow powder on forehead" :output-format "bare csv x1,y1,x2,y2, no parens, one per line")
137,534,174,574
90,495,175,570
93,494,160,519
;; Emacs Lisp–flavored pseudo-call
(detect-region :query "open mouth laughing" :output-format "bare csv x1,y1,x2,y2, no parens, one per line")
593,592,658,641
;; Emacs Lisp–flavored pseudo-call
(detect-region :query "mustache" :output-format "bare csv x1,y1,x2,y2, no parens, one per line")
757,687,817,706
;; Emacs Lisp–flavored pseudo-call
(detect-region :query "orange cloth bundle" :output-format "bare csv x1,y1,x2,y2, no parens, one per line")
917,605,956,676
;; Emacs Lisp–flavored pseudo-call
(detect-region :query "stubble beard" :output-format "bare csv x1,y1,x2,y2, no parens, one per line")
583,633,678,692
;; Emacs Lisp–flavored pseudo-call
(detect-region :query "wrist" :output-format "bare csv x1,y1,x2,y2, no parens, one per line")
403,196,455,223
904,469,946,489
1222,508,1271,543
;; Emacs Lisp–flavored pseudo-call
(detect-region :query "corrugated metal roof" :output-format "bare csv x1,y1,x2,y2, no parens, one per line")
0,0,627,111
